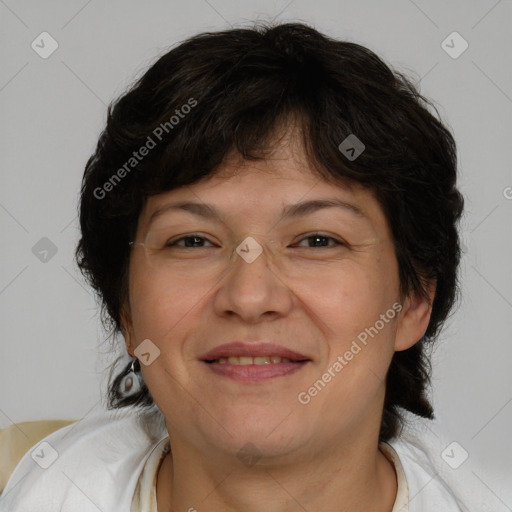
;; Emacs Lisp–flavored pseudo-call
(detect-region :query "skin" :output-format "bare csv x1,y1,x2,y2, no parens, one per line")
121,125,435,512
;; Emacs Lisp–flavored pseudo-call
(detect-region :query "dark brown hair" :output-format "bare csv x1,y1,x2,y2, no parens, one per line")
75,22,464,442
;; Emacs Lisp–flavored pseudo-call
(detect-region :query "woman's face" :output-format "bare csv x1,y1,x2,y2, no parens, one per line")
122,133,433,461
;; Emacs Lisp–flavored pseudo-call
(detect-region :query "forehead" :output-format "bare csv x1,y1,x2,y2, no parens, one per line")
142,160,362,220
137,129,389,240
144,132,357,208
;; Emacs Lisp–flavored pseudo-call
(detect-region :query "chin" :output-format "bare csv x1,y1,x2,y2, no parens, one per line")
202,410,305,460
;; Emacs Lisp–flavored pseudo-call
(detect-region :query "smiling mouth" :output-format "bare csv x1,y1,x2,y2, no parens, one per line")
202,357,311,382
204,355,306,365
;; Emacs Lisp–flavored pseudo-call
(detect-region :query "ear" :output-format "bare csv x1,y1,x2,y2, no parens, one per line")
120,303,135,357
394,280,436,352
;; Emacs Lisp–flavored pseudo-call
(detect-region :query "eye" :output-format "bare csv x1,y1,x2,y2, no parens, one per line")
165,234,215,248
163,233,345,249
294,233,345,248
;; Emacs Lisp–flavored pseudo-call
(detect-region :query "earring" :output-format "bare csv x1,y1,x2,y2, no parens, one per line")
120,358,141,397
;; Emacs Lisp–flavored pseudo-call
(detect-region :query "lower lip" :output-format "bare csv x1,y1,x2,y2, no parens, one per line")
202,361,309,382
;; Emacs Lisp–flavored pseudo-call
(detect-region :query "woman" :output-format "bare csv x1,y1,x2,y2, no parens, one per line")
0,22,467,511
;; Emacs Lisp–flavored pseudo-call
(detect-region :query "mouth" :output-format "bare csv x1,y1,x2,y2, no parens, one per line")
205,355,302,365
202,359,310,382
200,342,311,383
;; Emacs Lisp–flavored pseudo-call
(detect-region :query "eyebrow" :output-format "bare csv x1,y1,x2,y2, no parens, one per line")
148,198,369,227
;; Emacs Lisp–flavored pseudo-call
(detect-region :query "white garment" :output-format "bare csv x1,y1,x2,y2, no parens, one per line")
0,406,474,511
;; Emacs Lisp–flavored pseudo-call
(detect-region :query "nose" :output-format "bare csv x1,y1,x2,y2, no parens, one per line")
212,237,294,324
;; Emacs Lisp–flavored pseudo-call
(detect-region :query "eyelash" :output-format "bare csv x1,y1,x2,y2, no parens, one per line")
166,233,346,249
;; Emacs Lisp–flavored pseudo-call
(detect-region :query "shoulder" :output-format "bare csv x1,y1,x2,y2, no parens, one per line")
386,437,464,511
0,406,167,512
385,410,496,512
0,418,77,493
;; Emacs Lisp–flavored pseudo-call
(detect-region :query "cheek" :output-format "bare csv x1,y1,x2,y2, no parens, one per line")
127,269,207,410
128,250,186,337
306,267,399,421
311,257,399,384
130,271,203,341
309,259,397,337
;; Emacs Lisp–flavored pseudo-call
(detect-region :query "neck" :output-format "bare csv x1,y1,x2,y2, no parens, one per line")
156,433,397,512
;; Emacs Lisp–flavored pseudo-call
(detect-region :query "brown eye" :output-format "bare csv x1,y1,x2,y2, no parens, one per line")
166,234,215,248
294,233,345,248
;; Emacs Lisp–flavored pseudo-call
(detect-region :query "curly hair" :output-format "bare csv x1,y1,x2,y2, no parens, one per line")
75,22,464,442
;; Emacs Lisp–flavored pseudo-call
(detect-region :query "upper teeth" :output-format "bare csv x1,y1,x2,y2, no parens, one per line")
215,356,292,365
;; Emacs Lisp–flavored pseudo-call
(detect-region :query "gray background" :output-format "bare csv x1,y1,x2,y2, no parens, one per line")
1,0,511,507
